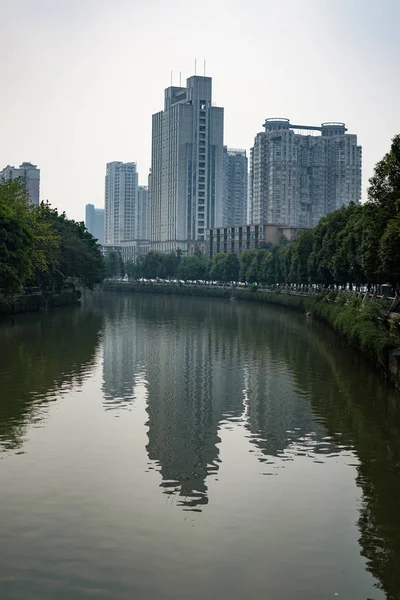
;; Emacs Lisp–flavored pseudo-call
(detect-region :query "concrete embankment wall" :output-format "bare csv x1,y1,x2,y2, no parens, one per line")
0,289,81,317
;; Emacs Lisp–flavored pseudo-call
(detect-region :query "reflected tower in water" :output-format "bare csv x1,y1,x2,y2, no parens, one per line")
102,296,147,410
144,298,245,510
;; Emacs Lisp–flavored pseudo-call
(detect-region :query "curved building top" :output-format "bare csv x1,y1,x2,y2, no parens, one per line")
263,118,348,135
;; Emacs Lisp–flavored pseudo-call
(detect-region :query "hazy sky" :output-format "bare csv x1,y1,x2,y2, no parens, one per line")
1,0,399,222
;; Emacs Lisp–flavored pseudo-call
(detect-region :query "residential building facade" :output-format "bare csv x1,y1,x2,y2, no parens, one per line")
85,204,104,244
149,75,224,252
104,161,138,245
206,223,304,257
0,162,40,205
222,147,248,227
250,119,362,228
137,186,148,240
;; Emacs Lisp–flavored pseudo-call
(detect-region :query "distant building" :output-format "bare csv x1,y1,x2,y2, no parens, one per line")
104,161,139,245
250,119,362,228
102,241,150,264
149,75,224,252
0,162,40,205
137,186,148,240
85,204,104,244
222,147,248,226
206,223,304,258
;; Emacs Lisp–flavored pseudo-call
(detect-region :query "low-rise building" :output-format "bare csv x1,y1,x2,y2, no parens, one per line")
0,162,40,205
103,240,150,264
206,223,305,257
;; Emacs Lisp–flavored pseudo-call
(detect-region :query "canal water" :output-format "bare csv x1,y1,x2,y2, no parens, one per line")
1,293,400,600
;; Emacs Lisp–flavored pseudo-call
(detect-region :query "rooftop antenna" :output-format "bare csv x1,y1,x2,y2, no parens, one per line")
170,70,172,86
179,71,182,86
204,59,206,76
195,58,197,75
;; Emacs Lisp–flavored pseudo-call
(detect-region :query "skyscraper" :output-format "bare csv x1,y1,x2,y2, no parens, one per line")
104,161,138,244
137,186,148,240
250,119,362,227
85,204,104,244
222,147,248,226
149,75,224,252
0,162,40,205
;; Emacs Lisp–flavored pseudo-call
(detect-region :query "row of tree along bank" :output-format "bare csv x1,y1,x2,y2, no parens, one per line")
106,135,400,292
0,179,105,315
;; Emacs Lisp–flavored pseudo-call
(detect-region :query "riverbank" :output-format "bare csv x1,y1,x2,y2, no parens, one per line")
103,280,400,389
0,289,81,317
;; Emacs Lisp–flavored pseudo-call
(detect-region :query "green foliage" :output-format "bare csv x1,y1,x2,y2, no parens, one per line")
0,179,105,295
209,253,226,281
40,206,104,289
105,251,121,278
0,179,34,293
223,253,239,282
177,255,208,281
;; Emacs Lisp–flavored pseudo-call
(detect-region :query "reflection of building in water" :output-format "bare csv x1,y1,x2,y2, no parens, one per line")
102,298,147,410
244,344,332,458
145,319,244,511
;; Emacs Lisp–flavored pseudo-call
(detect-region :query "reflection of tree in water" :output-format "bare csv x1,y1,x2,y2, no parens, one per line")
240,303,400,600
140,295,400,597
0,307,102,452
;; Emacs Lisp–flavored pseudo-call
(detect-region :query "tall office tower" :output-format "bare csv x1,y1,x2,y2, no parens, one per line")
137,186,148,240
222,147,248,226
149,75,224,252
249,119,362,227
104,161,138,244
0,162,40,205
85,204,105,244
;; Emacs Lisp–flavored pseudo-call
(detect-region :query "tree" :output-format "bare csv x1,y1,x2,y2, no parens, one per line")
141,252,164,279
0,179,34,294
178,256,208,281
223,253,239,282
379,217,400,292
246,256,259,284
39,208,105,288
125,260,136,280
368,134,400,214
239,250,258,282
209,253,226,281
290,229,314,284
105,251,120,278
162,251,181,279
118,254,125,278
28,203,61,290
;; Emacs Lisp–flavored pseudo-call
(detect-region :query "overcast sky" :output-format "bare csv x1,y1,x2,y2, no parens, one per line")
1,0,399,222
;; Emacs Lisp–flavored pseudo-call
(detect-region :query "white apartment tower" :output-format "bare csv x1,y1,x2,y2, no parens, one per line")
104,161,139,244
222,147,248,226
137,186,148,240
0,162,40,205
150,75,224,252
250,119,362,227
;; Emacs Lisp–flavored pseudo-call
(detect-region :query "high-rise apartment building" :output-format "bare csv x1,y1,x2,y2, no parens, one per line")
0,162,40,205
85,204,104,244
149,75,224,252
137,186,148,240
250,119,362,227
222,147,248,226
104,161,138,244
